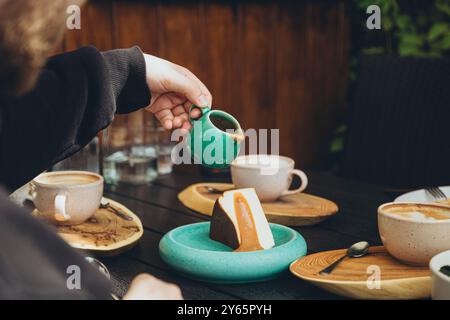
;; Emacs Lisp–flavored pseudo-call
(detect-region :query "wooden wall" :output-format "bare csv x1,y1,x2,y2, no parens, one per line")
59,0,349,169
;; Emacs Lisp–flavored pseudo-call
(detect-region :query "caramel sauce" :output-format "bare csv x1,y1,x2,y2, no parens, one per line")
233,192,263,252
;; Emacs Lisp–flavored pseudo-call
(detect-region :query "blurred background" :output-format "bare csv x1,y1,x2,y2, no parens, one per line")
54,0,450,188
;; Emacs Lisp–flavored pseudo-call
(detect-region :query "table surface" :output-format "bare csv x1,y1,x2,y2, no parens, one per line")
103,165,393,300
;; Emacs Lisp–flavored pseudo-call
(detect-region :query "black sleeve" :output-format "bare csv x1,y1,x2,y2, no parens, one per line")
0,46,151,191
0,187,111,299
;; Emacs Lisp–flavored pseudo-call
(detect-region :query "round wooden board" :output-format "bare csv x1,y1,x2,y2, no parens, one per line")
290,246,431,300
32,197,143,256
178,183,338,226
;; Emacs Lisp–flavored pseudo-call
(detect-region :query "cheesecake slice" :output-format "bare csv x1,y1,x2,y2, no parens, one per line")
210,188,275,252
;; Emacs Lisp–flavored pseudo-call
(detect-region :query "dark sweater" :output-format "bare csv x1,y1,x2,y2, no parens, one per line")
0,46,151,299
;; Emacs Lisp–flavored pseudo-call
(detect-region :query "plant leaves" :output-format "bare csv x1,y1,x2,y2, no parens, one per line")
398,46,420,57
396,14,412,31
436,0,450,17
399,33,425,46
433,34,450,50
428,23,449,42
383,16,393,31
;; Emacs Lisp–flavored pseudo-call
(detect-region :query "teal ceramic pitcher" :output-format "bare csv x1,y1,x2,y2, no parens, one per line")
187,105,243,169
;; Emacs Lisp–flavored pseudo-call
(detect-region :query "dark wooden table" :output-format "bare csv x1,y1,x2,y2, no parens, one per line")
102,165,392,300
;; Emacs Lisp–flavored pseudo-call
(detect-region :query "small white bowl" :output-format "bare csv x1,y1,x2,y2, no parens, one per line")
430,250,450,300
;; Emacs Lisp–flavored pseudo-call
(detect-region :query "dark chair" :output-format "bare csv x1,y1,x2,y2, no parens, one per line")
341,55,450,188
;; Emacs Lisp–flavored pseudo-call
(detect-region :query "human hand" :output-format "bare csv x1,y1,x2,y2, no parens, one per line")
143,54,212,131
122,273,183,300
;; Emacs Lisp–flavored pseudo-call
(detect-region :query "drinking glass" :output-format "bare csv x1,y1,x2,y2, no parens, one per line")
53,137,100,173
102,112,158,185
156,127,175,175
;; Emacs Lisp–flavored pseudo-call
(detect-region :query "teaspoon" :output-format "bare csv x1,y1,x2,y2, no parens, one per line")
319,241,370,275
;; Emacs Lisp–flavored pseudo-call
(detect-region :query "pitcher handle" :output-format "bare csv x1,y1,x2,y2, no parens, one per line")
189,104,211,124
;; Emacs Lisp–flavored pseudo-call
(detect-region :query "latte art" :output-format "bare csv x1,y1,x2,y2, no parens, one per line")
384,205,450,221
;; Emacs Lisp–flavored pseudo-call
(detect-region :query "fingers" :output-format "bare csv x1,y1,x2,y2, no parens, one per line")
143,53,212,130
154,109,174,130
149,93,185,130
163,68,211,108
123,273,183,300
176,66,213,107
172,105,189,128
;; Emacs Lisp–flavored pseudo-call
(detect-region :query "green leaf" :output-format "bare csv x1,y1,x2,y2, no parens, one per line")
396,14,411,31
330,136,344,153
433,34,450,51
383,16,393,31
417,15,428,28
399,33,425,46
357,0,375,10
428,23,449,42
436,0,450,16
398,46,419,57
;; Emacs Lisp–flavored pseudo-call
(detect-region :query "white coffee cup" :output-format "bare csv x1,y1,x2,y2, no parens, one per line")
230,154,308,202
378,202,450,266
30,171,104,225
430,250,450,300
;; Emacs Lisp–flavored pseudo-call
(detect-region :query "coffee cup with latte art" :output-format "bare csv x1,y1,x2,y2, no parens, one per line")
30,171,104,225
378,202,450,266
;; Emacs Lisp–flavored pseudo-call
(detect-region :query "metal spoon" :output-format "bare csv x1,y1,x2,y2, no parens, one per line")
85,257,120,300
100,199,133,221
319,241,370,275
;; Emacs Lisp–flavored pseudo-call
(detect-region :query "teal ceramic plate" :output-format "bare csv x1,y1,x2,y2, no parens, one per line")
159,222,307,283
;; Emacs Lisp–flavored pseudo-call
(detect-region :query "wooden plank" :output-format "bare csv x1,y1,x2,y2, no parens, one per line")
64,1,113,51
59,1,349,169
105,190,368,250
300,2,350,168
104,190,360,299
110,0,160,145
107,177,382,243
235,1,276,136
201,2,238,114
104,191,207,234
274,2,309,166
153,167,386,241
103,255,236,299
125,227,341,300
157,1,206,81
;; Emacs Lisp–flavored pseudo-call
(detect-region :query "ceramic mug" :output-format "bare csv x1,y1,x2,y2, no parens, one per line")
430,250,450,300
30,171,104,225
378,202,450,266
231,154,308,202
187,105,243,169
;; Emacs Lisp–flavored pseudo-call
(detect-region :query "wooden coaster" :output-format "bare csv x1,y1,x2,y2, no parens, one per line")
32,197,143,256
178,183,338,226
290,246,431,300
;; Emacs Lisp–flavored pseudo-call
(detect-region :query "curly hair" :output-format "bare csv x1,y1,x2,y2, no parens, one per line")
0,0,68,95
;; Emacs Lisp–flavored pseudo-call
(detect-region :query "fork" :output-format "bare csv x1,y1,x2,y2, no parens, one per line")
425,187,448,201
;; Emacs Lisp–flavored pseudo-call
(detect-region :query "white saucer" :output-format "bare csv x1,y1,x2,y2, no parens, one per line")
394,186,450,203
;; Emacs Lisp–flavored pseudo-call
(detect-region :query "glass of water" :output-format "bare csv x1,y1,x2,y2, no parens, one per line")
102,113,159,185
156,127,175,175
